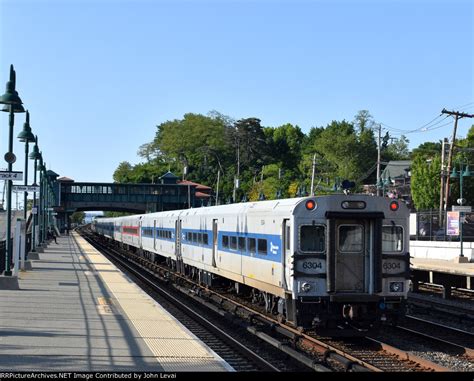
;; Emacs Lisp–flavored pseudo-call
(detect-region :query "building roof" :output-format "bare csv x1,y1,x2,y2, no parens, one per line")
381,160,411,180
159,171,179,179
178,180,212,191
58,176,74,182
195,191,211,198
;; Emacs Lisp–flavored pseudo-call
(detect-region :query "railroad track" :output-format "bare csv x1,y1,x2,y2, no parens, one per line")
79,229,314,372
80,228,456,372
369,316,474,372
401,315,474,358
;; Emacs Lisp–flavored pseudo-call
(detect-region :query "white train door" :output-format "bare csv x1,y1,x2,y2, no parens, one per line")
283,219,292,291
212,219,218,267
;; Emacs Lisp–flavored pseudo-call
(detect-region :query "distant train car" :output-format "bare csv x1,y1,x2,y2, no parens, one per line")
93,195,409,334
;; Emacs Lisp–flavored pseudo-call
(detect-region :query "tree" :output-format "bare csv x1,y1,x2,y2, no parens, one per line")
71,211,85,225
353,110,375,132
383,135,410,161
113,162,134,183
411,141,442,160
410,154,441,210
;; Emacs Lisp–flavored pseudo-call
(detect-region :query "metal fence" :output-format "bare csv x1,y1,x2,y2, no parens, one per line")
411,210,474,242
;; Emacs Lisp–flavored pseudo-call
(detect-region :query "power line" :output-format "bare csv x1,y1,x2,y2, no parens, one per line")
441,108,474,211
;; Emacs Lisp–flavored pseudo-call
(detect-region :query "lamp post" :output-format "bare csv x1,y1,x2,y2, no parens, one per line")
0,65,25,276
17,111,35,219
450,163,472,260
37,154,45,246
377,176,391,197
29,136,41,254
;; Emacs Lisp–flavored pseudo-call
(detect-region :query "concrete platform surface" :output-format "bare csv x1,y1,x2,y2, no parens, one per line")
411,257,474,276
0,233,233,372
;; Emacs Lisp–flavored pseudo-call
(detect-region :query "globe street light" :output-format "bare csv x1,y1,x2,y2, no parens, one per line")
29,136,41,255
17,111,35,219
0,65,25,276
450,163,472,260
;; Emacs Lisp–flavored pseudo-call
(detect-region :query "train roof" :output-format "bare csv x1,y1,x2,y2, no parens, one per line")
94,194,408,223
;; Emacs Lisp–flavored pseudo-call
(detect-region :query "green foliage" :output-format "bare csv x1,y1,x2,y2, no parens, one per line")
109,109,448,206
411,155,441,210
411,141,442,160
71,211,85,224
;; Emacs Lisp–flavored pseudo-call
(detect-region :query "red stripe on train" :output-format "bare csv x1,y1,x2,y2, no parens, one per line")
122,226,139,236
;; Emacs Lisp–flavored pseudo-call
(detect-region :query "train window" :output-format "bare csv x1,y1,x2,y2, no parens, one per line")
338,225,364,253
223,235,229,248
248,238,256,254
299,225,325,253
238,237,246,251
203,233,209,245
258,239,267,255
230,236,237,250
286,226,290,250
382,226,403,252
198,233,203,244
193,232,198,242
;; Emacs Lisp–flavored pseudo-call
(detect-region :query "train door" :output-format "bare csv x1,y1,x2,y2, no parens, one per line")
175,219,183,273
139,218,143,249
153,220,156,251
212,219,218,267
282,219,292,291
334,219,370,293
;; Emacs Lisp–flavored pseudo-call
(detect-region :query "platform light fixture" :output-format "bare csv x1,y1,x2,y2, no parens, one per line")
29,136,41,254
450,163,472,260
17,111,35,219
0,65,25,276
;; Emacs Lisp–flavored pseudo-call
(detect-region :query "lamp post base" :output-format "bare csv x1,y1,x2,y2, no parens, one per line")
27,251,40,260
453,256,470,263
0,275,19,290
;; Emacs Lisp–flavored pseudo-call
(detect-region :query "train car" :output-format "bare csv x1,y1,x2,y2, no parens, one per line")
92,194,409,335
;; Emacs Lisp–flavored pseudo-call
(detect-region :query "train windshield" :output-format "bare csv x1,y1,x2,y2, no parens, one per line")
382,226,403,252
299,225,325,252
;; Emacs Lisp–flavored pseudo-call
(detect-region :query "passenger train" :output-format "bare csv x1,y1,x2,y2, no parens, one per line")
92,195,410,334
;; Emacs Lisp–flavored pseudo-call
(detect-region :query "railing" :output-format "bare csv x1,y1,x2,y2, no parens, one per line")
411,210,474,242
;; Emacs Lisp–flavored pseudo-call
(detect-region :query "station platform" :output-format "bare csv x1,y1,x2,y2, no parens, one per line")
411,258,474,298
0,233,233,372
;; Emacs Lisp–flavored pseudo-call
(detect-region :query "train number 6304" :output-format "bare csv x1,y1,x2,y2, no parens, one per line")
302,261,322,269
382,262,401,270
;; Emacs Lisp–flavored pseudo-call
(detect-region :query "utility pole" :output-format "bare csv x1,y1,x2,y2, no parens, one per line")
441,109,474,210
215,169,220,206
439,138,448,222
310,154,316,196
376,123,381,196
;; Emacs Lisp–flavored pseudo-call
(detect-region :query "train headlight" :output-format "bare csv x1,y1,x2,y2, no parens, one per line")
305,200,317,210
389,281,404,293
389,201,399,211
301,282,312,292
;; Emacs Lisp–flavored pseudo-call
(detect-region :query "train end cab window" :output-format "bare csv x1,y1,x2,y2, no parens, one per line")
382,226,403,252
299,225,325,252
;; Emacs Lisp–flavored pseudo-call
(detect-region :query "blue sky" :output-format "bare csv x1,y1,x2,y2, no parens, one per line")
0,0,473,187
